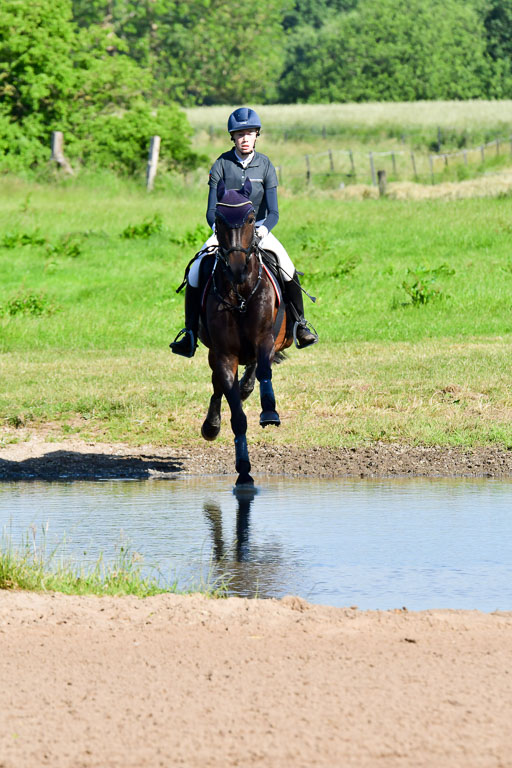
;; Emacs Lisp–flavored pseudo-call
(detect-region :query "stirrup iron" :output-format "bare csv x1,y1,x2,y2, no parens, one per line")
293,319,319,349
170,328,196,358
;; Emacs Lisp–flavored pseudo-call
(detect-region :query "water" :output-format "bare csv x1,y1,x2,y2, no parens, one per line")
1,476,511,611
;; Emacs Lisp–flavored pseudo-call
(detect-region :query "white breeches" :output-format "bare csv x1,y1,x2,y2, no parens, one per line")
188,227,296,288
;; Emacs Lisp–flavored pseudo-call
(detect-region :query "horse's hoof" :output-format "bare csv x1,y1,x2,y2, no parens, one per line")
235,473,254,488
233,483,258,499
201,420,221,441
260,411,281,428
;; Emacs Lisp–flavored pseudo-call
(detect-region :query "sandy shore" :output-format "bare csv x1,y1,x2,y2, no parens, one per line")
0,591,511,767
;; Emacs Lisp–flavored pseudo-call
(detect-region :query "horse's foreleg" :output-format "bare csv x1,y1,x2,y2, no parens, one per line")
256,341,280,428
217,355,253,486
201,368,223,441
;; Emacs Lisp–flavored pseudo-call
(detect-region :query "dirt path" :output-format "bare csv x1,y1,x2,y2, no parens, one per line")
1,591,511,768
2,436,512,480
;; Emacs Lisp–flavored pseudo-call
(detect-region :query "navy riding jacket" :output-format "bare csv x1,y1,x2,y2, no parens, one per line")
206,149,279,231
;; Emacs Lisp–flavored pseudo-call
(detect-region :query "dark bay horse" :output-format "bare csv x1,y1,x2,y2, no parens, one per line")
198,179,292,486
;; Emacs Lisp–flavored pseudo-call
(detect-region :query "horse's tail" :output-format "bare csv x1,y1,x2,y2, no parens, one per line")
274,351,288,365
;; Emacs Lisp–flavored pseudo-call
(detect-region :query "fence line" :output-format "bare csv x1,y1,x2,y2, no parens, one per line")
291,135,512,187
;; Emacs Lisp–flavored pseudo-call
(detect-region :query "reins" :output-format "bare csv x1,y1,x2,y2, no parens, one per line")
213,241,263,314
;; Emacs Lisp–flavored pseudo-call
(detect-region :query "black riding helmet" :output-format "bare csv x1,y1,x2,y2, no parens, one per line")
227,107,262,135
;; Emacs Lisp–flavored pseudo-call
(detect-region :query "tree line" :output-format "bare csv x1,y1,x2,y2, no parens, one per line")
2,0,512,174
70,0,512,103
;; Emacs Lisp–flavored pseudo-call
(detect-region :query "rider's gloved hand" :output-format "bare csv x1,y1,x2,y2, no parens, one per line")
256,225,268,241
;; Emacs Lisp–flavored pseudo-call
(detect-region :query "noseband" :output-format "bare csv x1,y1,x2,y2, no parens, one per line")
217,238,256,267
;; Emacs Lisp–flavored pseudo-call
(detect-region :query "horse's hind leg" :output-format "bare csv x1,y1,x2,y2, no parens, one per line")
240,362,256,402
201,370,222,441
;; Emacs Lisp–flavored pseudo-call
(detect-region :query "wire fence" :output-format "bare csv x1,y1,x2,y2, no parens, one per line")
274,136,512,188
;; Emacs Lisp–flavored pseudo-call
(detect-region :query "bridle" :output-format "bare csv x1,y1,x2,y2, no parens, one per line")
217,240,256,264
213,222,263,314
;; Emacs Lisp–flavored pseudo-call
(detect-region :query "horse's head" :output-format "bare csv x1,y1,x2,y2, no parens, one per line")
215,178,256,285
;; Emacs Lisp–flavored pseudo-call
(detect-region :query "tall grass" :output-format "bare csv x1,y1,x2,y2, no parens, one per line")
0,525,230,597
186,101,512,136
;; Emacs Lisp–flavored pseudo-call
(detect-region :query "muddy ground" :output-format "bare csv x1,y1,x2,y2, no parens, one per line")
2,436,512,480
2,437,512,767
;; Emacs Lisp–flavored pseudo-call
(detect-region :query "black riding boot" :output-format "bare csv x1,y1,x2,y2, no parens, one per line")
284,272,318,349
170,285,200,358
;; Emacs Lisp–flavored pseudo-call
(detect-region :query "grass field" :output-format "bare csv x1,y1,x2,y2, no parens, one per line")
186,101,512,134
1,171,512,448
186,101,512,188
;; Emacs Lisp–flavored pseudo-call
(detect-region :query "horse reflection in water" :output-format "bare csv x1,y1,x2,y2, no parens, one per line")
203,491,286,598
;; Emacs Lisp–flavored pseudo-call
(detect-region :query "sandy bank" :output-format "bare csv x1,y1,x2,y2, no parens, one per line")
0,591,511,767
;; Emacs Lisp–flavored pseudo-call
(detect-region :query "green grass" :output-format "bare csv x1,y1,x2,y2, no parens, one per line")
0,527,230,597
1,173,512,447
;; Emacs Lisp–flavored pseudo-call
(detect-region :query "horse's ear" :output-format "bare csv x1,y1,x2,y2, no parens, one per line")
241,178,252,198
216,180,226,201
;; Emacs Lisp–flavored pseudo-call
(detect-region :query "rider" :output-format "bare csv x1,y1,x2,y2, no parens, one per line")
170,106,318,358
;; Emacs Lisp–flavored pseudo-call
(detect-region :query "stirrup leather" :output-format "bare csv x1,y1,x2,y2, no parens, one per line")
293,319,319,349
170,328,196,357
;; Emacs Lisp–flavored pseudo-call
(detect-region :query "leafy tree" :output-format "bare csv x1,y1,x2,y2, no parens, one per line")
479,0,512,96
279,0,491,102
283,0,357,30
71,0,293,105
0,0,76,167
0,0,203,173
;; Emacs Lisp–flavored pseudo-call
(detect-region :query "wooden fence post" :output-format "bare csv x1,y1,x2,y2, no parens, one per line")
391,152,397,176
146,135,161,191
377,169,387,197
429,155,435,185
369,152,376,186
496,138,500,156
410,152,417,179
328,149,334,172
480,145,485,163
464,150,468,165
51,131,74,175
349,150,356,178
305,154,311,184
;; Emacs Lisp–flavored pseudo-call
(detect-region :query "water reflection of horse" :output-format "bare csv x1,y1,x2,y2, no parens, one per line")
204,490,285,599
199,179,293,487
